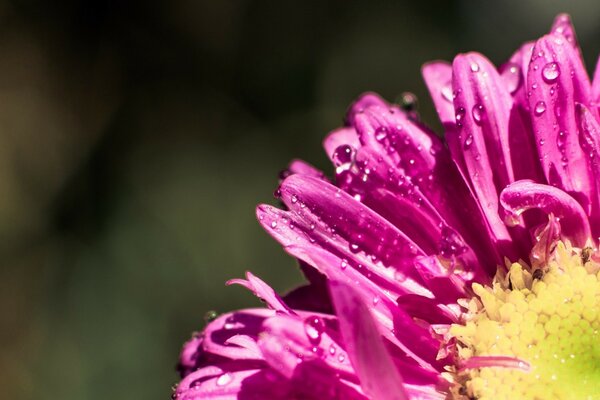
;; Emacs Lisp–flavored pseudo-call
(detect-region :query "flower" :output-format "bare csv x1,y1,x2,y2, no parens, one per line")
173,14,600,400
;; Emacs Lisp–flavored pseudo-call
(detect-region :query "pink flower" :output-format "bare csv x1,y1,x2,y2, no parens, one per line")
173,14,600,399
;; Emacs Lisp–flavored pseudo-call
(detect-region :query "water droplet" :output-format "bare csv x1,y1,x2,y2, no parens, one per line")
398,92,418,111
455,107,466,126
340,259,348,270
534,101,546,116
332,144,356,173
204,310,219,323
542,62,560,83
304,316,325,345
271,221,277,228
216,372,233,386
338,353,346,363
501,63,521,94
464,134,474,148
349,243,360,253
441,83,453,102
329,344,336,355
372,296,380,306
470,62,480,72
291,194,298,204
472,104,484,124
375,127,388,142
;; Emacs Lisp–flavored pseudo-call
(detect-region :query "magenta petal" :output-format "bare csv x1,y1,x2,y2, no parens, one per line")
527,34,594,212
227,272,296,315
175,366,295,400
329,280,409,400
286,245,443,372
422,61,455,129
550,13,581,53
576,103,600,234
286,159,328,180
500,180,591,247
345,92,388,125
201,309,271,361
592,56,600,107
259,315,367,399
450,52,515,257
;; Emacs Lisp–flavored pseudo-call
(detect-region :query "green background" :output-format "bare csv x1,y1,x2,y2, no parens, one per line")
2,1,600,399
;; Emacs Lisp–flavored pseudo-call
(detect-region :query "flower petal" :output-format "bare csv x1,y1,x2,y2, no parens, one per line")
227,272,296,315
527,33,594,212
329,280,409,400
500,180,591,247
421,61,455,129
450,52,517,258
576,103,600,235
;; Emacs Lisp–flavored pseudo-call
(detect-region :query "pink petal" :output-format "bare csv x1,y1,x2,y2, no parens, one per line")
527,34,594,213
329,280,408,400
227,272,296,315
500,180,591,247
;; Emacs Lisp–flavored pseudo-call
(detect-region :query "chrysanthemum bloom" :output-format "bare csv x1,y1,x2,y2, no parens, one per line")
173,14,600,400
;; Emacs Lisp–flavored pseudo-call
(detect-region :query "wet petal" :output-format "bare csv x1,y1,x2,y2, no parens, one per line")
422,61,455,129
329,280,408,400
576,103,600,235
227,272,296,315
450,52,516,258
500,180,591,247
527,34,594,212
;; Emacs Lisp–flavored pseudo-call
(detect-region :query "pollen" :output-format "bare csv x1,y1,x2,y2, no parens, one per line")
449,241,600,399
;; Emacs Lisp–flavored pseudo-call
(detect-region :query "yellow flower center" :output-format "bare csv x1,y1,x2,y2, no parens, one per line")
450,242,600,399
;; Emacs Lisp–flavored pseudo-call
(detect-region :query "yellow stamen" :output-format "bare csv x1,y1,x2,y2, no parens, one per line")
450,241,600,399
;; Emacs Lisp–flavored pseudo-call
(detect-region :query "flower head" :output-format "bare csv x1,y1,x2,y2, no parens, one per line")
173,14,600,400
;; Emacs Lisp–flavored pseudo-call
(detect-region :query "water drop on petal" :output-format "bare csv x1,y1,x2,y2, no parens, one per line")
472,104,484,124
534,101,546,116
216,372,233,386
304,316,325,345
501,63,521,94
542,62,560,83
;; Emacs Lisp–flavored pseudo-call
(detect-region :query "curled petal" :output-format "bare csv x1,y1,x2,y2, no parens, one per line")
500,180,591,247
227,272,296,315
329,280,408,400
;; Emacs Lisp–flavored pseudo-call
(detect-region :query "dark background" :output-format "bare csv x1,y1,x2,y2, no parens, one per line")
2,1,600,399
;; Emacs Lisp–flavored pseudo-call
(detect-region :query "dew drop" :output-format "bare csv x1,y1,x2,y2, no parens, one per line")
464,134,474,148
470,62,480,72
375,127,388,142
216,372,233,386
340,258,348,270
534,101,546,116
329,344,336,356
271,221,277,228
332,144,356,173
455,107,466,126
542,62,560,83
349,243,360,253
441,83,453,102
338,353,346,363
501,63,521,94
304,316,325,345
291,194,298,204
472,104,484,124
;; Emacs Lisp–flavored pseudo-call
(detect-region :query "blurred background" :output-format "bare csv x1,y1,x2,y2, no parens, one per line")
2,1,600,399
